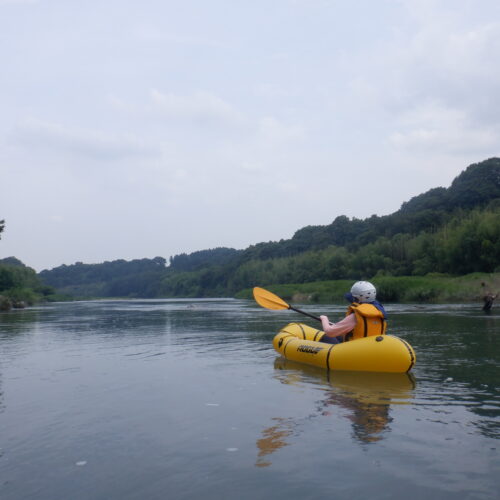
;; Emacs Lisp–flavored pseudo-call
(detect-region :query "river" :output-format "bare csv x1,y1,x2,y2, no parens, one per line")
0,299,498,499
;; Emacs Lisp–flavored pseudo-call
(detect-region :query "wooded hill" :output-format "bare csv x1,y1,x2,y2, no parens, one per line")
38,157,500,299
0,257,55,309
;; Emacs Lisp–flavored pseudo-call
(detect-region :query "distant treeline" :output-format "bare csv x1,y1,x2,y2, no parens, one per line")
158,205,500,297
8,157,500,302
156,158,500,297
39,257,167,299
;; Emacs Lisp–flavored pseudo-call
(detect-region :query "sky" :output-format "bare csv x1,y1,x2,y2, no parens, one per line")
1,0,500,272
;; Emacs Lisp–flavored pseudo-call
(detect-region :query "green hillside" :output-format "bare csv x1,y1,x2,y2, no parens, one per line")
13,157,500,302
155,158,500,299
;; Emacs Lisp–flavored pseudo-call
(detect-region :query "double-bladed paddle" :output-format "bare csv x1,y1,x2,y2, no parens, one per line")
253,287,322,323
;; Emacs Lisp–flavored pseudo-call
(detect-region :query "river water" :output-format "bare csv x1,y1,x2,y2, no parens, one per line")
0,299,498,499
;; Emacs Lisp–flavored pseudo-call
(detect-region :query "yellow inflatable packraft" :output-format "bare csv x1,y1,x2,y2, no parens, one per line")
273,322,416,373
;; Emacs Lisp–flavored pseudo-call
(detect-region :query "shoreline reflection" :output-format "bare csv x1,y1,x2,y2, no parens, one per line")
255,359,416,467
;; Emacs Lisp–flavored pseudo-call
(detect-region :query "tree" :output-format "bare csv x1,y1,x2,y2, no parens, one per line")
447,158,500,209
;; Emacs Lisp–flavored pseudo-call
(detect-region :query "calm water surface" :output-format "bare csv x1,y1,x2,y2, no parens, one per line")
0,299,499,499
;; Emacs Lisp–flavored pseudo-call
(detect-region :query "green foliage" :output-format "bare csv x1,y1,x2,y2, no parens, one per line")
0,295,12,311
447,158,500,209
169,248,241,272
7,287,38,305
232,159,500,264
0,257,55,305
39,257,167,298
156,204,500,298
400,158,500,213
0,256,24,267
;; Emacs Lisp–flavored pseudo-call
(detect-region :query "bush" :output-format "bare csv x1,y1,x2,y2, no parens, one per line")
0,295,12,311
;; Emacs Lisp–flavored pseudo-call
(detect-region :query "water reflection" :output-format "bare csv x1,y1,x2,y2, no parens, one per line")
0,376,3,415
0,309,41,337
255,417,295,468
319,368,415,444
256,359,416,466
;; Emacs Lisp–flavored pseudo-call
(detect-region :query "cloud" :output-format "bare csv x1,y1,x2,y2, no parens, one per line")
4,0,500,273
9,118,160,161
258,116,305,143
389,101,499,154
0,0,38,4
150,89,244,125
133,26,225,48
369,5,500,156
254,83,300,99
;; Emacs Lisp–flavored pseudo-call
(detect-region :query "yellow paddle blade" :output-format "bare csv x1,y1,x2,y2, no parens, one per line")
253,287,290,310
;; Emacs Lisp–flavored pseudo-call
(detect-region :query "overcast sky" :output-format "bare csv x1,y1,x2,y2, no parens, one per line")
1,0,500,271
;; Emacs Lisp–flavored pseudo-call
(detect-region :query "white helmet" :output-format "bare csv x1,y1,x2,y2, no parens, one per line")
351,281,376,303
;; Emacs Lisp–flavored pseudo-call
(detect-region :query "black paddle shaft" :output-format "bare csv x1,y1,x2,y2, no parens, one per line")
289,306,322,323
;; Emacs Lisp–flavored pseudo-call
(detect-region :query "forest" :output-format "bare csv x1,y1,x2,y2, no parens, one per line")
2,158,500,303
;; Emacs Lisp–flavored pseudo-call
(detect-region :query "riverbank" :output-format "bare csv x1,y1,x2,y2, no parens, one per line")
235,272,500,304
4,273,498,307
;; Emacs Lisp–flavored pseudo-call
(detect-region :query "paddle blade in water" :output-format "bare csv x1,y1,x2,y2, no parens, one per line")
253,287,290,310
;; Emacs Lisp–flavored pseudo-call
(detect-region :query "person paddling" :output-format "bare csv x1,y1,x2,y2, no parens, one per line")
319,281,387,345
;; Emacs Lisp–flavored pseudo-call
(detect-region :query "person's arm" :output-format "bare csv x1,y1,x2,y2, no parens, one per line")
320,314,356,337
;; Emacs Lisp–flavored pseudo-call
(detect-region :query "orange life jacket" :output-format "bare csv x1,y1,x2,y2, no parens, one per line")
344,302,387,341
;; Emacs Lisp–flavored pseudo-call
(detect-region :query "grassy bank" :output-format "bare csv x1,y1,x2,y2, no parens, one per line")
235,273,500,304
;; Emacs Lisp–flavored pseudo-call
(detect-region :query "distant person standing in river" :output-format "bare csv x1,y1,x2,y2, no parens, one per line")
483,292,497,312
319,281,387,345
